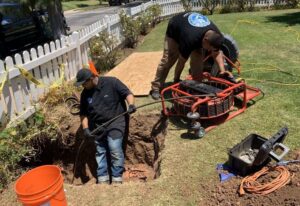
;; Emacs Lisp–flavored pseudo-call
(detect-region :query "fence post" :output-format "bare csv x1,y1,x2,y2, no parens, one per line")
142,3,145,12
105,15,111,34
72,31,83,72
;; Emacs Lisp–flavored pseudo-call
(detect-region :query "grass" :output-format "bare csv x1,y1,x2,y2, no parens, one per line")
1,9,300,206
62,0,108,11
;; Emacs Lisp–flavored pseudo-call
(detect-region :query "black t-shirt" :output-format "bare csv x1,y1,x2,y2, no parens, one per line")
80,76,132,138
166,12,221,59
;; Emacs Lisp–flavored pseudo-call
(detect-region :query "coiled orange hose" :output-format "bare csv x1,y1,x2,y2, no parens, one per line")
239,166,292,195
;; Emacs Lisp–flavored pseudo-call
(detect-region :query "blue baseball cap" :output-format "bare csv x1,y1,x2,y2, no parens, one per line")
74,68,93,87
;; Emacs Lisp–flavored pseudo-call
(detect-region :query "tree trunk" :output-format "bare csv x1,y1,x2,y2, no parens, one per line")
47,0,67,39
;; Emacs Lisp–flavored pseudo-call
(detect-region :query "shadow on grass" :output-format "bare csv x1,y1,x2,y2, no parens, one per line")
168,116,203,140
265,11,300,26
77,4,89,8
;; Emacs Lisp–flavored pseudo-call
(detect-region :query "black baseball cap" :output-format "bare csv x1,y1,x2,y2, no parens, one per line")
74,68,93,87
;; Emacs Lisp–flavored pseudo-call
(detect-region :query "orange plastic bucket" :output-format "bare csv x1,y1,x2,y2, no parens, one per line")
15,165,67,206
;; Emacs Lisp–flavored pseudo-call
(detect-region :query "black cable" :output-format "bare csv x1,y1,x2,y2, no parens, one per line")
90,93,216,135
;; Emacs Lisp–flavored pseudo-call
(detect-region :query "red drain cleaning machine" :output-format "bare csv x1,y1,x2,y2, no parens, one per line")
160,35,262,137
161,34,262,137
161,35,262,137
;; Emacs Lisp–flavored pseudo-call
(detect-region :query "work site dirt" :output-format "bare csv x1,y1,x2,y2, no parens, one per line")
206,159,300,206
43,102,168,185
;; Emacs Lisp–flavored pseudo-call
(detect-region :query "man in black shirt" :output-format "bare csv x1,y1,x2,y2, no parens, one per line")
75,68,136,184
150,12,233,100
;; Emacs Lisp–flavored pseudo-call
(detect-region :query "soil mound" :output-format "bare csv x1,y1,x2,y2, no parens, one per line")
205,151,300,206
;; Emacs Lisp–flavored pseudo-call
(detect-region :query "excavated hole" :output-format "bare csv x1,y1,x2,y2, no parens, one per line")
21,113,168,185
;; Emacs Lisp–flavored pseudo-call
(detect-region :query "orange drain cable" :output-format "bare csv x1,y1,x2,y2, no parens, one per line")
239,166,292,195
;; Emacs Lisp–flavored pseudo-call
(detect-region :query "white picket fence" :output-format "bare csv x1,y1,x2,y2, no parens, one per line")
158,0,286,14
0,0,285,126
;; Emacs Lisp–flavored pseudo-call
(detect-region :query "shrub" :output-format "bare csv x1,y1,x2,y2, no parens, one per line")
218,4,239,13
181,0,193,11
89,31,120,72
218,0,260,13
147,4,162,27
0,111,58,191
199,0,220,15
285,0,299,8
40,82,77,106
201,8,211,15
119,10,140,48
137,11,152,35
235,0,247,11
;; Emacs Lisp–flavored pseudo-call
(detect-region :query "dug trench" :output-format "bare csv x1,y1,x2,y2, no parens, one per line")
21,105,168,185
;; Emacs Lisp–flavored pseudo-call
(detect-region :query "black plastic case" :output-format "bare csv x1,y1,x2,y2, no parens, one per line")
228,127,289,176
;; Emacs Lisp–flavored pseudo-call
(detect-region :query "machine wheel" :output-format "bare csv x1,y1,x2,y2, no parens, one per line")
203,34,239,73
187,112,200,120
196,127,206,138
221,34,239,63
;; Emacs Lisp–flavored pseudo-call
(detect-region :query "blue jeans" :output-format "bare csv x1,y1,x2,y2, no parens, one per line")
95,135,124,182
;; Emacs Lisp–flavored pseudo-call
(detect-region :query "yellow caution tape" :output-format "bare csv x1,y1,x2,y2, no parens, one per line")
16,64,66,89
15,65,46,87
0,71,8,94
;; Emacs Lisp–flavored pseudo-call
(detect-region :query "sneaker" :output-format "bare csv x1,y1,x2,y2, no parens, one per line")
97,176,109,184
112,176,123,184
150,90,160,100
97,180,110,185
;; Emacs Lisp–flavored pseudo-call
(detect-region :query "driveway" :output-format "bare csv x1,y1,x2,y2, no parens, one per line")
65,6,122,32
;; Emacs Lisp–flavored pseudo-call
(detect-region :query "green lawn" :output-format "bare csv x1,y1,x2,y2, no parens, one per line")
62,0,108,11
1,9,300,206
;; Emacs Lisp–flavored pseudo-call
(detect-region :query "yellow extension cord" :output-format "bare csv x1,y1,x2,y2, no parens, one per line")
230,19,300,86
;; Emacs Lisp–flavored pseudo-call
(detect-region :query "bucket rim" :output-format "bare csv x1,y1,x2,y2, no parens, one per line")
15,165,62,196
17,177,64,204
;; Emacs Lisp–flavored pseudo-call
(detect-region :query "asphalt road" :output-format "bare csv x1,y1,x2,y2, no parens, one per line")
65,6,122,32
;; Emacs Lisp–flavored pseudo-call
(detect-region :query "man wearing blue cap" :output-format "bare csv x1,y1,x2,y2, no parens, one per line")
74,68,136,184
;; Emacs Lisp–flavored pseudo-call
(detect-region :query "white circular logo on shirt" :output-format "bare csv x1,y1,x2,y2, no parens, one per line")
188,13,210,27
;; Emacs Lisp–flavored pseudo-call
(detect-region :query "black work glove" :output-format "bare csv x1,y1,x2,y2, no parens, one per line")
218,71,237,84
83,128,95,140
127,104,137,114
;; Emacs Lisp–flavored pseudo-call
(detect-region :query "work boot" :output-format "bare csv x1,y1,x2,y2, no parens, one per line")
150,89,160,100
